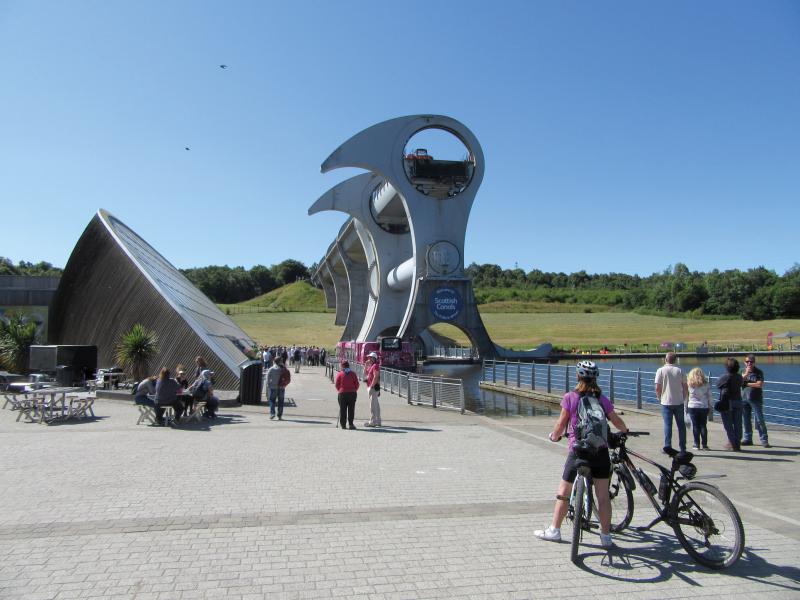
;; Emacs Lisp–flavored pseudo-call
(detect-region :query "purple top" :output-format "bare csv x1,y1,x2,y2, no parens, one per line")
561,391,614,450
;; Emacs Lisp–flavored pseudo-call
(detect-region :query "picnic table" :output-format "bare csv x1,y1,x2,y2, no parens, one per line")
3,387,95,424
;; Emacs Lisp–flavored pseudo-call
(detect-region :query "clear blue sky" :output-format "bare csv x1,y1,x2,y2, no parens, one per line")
1,1,798,276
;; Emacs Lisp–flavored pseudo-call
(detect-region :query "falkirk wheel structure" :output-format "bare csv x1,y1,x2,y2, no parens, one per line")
309,114,552,360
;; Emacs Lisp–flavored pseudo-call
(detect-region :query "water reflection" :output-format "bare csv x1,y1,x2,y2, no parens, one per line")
478,389,559,418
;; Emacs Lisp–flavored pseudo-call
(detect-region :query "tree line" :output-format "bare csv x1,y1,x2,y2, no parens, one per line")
0,257,62,277
466,262,800,320
179,260,310,304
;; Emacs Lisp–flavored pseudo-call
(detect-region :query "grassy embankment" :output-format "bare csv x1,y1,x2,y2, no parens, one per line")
225,282,800,350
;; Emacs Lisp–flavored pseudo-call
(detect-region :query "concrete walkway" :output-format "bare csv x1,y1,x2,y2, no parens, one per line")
1,366,799,599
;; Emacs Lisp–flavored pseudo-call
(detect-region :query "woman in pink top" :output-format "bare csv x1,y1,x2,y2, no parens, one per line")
334,361,360,429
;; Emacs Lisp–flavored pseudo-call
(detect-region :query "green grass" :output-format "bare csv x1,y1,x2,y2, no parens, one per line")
232,309,800,351
219,281,331,314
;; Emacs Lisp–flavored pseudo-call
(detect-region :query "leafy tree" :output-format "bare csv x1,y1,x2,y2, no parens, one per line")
271,259,309,286
249,265,277,295
114,323,160,381
0,312,39,373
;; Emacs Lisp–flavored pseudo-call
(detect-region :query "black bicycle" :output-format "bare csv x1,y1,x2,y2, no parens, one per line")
601,431,744,569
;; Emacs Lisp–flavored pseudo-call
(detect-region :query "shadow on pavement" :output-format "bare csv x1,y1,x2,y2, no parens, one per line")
574,528,800,591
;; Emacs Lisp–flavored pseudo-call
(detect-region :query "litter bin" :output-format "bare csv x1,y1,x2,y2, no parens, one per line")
239,360,263,405
56,365,74,387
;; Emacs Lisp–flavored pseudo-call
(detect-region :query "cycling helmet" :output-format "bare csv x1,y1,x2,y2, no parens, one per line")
576,360,599,379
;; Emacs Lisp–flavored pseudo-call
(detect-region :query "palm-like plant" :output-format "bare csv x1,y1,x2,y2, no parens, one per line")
0,312,39,373
114,323,159,381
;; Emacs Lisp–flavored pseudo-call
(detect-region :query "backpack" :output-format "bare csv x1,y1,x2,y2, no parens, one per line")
278,367,291,388
189,378,207,399
574,393,609,456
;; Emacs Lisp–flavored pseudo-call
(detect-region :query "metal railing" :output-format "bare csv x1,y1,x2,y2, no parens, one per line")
325,359,465,413
481,359,800,429
430,345,475,359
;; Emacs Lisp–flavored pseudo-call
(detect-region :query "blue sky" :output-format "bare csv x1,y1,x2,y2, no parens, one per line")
1,1,798,276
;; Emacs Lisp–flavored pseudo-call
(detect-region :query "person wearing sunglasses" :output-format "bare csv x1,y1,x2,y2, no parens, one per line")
742,354,769,448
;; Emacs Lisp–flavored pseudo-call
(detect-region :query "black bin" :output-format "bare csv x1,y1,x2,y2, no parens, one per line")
56,365,74,387
239,360,263,405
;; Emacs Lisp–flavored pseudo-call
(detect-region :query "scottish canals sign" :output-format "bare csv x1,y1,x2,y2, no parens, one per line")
429,287,462,321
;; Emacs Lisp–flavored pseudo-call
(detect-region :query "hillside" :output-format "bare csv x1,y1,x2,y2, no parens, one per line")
235,281,329,312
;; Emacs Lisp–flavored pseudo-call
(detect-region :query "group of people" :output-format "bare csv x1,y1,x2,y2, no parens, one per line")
334,352,381,429
134,355,220,425
656,352,769,452
260,345,326,372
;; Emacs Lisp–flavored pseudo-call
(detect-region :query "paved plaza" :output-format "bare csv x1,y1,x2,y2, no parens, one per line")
2,366,799,599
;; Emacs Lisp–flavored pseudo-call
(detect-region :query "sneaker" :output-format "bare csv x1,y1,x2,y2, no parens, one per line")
270,415,275,420
702,446,710,450
661,447,674,455
741,440,753,446
534,526,561,542
599,533,614,548
277,416,283,421
349,424,357,430
363,422,374,427
691,445,700,451
762,441,771,448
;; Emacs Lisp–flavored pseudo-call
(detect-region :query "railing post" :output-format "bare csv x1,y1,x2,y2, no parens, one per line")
516,361,521,388
636,368,642,409
564,365,569,392
492,360,496,384
504,361,508,386
707,371,714,422
531,363,535,390
407,374,412,404
547,363,552,394
432,381,437,408
460,384,465,414
609,367,615,403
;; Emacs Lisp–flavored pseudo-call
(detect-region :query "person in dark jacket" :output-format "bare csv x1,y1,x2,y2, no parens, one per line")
716,358,744,451
334,361,360,429
154,367,183,425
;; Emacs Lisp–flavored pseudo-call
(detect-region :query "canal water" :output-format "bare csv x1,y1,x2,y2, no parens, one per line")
419,356,800,420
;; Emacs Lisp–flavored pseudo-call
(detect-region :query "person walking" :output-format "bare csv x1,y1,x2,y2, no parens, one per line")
716,358,744,451
363,352,382,427
741,354,769,447
655,352,688,453
266,358,286,420
686,368,712,450
334,360,359,430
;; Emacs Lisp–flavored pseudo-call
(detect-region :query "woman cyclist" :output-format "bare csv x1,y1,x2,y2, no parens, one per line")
534,361,629,548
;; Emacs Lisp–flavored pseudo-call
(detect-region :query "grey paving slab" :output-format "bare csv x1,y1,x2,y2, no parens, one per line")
0,366,799,599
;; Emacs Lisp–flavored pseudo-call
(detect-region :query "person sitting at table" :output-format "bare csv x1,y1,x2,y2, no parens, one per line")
154,367,183,425
134,376,157,407
174,366,191,413
199,369,219,418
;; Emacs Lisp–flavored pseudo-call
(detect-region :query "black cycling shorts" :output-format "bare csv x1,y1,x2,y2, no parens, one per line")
562,448,611,483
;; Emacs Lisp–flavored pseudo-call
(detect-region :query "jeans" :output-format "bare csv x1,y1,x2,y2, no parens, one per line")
268,387,285,418
720,402,744,450
687,407,709,448
661,404,686,451
742,399,768,443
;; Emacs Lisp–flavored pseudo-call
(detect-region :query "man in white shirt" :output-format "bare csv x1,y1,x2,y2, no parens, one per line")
655,352,688,453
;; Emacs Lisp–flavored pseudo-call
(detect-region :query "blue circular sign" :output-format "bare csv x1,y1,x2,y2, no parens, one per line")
430,287,462,321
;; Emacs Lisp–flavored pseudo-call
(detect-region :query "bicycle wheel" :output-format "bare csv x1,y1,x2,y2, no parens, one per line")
670,481,745,569
608,466,634,532
570,476,586,564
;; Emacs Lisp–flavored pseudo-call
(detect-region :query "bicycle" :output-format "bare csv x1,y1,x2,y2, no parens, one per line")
602,431,745,569
566,460,595,564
